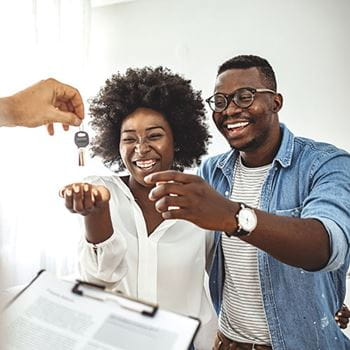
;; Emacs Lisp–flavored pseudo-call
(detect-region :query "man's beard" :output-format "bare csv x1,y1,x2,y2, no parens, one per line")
229,128,269,153
230,137,259,152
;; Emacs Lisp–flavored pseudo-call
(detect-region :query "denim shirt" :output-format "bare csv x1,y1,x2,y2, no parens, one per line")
198,124,350,350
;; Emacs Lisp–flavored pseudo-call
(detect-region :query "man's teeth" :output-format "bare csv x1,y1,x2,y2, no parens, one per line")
136,160,156,168
227,121,249,129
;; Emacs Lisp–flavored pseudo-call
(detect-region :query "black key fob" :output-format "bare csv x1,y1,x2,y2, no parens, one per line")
74,131,89,148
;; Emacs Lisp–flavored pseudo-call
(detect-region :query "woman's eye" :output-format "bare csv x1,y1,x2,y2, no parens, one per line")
122,138,136,143
149,134,162,140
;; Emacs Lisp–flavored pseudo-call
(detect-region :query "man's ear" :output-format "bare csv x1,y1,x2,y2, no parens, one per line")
272,93,283,113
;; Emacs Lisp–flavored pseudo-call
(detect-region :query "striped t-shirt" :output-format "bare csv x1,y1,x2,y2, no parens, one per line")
219,156,271,345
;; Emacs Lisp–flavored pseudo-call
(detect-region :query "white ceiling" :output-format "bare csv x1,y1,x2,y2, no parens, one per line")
91,0,135,8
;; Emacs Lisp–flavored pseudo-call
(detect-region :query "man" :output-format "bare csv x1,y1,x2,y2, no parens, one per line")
145,55,350,349
0,78,84,134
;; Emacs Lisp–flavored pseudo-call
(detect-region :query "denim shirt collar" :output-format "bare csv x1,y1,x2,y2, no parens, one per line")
273,123,294,168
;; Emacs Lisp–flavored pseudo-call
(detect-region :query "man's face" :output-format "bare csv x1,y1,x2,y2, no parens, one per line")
212,67,281,153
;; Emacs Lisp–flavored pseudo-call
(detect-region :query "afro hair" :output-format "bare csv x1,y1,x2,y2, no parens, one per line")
89,66,211,172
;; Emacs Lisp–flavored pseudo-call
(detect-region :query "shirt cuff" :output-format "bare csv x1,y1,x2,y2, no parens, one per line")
314,217,349,272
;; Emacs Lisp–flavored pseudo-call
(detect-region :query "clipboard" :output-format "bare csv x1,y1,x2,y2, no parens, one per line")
2,270,200,350
71,279,158,317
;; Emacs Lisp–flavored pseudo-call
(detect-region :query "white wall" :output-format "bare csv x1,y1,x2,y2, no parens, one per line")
88,0,350,156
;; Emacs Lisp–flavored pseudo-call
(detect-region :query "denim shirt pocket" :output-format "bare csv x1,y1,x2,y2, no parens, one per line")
273,205,302,218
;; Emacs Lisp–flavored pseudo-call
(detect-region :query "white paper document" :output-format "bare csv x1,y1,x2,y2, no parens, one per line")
1,271,200,350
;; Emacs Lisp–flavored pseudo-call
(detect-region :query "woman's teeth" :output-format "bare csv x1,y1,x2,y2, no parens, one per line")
136,160,156,168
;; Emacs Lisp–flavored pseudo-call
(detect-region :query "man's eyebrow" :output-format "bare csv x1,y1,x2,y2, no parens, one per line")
121,126,165,133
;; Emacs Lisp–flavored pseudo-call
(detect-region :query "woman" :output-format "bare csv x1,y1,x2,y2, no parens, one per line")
59,67,216,349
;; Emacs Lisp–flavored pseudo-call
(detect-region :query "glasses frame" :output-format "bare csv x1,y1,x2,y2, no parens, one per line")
205,87,276,113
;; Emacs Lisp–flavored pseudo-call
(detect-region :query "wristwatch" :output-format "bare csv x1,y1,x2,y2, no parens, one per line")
226,203,257,237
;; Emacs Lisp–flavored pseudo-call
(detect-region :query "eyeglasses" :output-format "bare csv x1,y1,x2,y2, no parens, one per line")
205,87,276,113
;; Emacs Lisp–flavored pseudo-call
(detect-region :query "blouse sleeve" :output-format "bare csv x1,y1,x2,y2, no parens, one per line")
205,229,215,273
78,231,128,289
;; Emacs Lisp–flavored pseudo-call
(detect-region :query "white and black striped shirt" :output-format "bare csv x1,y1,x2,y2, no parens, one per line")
219,156,271,345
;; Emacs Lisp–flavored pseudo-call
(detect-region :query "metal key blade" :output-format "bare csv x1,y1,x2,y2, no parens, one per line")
78,148,85,166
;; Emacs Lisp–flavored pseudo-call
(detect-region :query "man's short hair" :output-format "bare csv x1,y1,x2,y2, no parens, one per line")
218,55,277,91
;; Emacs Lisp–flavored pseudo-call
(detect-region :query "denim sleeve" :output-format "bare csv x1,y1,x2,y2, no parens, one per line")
301,151,350,272
197,158,209,179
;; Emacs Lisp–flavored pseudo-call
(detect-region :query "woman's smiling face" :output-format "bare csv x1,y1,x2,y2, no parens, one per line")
119,107,174,187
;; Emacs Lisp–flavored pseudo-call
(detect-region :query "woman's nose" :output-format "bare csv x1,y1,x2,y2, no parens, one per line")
135,139,150,154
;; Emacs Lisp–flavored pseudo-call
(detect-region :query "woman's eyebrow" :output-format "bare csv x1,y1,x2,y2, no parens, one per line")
121,126,165,133
146,126,165,131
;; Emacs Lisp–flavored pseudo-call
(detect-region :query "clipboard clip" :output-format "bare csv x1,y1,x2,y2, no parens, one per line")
72,280,158,317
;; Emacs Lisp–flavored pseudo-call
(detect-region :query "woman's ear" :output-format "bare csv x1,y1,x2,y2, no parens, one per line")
272,93,283,113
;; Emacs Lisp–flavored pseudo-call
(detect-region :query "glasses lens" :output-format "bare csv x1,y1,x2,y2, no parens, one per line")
234,89,254,108
211,94,227,112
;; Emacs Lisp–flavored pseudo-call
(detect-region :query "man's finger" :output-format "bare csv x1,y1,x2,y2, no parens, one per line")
153,194,187,212
48,107,82,126
161,208,187,220
47,123,55,136
149,181,187,201
55,82,85,119
144,170,198,185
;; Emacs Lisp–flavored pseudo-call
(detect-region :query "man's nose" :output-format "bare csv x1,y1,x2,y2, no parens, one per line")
222,99,243,116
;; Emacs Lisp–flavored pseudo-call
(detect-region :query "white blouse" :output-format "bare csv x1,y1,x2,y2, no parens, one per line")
78,175,217,349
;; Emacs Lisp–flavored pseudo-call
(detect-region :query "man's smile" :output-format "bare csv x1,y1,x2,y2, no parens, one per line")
226,121,250,130
221,119,252,138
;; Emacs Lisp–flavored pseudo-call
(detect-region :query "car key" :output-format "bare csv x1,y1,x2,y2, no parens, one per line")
74,129,89,166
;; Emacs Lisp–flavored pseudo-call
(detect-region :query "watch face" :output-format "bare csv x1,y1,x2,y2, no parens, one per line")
238,208,257,232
